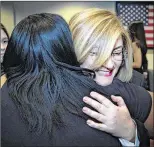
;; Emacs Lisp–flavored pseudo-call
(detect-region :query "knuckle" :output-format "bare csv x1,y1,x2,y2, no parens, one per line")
95,103,101,111
96,115,102,122
90,111,96,117
103,99,109,104
108,122,116,130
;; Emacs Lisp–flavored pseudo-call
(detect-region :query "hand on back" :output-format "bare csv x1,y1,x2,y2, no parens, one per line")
82,92,136,142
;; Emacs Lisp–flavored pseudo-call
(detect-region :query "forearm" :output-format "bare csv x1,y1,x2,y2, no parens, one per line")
124,119,136,142
132,43,142,69
133,62,141,68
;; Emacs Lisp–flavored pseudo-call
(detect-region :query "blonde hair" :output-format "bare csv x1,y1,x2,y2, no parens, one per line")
69,8,133,82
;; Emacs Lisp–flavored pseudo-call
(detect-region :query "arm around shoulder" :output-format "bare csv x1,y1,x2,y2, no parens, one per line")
132,43,142,69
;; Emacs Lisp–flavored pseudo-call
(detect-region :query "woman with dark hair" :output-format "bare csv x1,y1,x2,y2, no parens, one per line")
128,21,149,89
128,21,148,73
1,13,151,146
1,23,9,76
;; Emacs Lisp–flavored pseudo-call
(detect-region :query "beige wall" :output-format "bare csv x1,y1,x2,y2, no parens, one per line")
1,2,14,35
147,50,154,70
13,1,115,24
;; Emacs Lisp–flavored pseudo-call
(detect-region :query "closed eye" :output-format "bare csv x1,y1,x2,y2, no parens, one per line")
112,51,122,56
113,52,122,55
90,51,98,56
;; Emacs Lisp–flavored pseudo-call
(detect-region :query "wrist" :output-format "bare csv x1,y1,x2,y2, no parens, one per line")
125,119,136,143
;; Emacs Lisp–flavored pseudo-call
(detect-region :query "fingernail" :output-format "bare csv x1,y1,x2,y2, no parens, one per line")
83,97,88,102
82,107,88,112
90,91,95,96
87,120,92,125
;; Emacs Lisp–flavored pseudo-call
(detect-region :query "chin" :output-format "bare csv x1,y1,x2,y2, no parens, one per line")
95,78,113,86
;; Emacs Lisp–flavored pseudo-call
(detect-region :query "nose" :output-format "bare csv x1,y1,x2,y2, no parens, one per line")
103,57,114,69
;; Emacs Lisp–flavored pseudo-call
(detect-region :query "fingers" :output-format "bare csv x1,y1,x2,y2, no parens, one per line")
111,95,126,107
83,96,107,113
90,92,113,108
82,107,106,122
86,119,109,132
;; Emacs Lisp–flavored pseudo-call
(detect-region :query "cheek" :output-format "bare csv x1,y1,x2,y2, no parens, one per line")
1,43,8,49
80,56,96,69
113,62,122,75
4,44,7,50
115,61,122,69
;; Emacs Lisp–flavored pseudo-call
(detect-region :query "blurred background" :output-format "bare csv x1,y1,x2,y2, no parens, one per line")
1,1,153,90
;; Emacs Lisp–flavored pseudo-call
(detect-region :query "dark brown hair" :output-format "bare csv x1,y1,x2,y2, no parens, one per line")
1,23,9,39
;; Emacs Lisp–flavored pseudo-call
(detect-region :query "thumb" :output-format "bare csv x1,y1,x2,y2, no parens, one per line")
111,95,126,107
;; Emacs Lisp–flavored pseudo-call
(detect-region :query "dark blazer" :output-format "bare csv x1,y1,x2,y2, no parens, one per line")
131,70,146,87
1,78,152,147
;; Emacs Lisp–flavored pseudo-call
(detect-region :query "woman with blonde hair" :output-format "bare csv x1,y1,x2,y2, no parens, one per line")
69,8,153,146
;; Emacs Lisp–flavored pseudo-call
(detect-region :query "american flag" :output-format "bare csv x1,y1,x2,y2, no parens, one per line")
116,3,154,49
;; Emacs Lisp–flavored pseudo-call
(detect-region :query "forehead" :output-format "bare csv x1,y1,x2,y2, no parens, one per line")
114,37,123,49
91,37,123,53
1,29,8,38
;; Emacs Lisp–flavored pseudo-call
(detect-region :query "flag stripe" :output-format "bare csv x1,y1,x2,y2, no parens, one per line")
147,44,154,47
146,23,154,26
149,16,154,19
149,9,154,12
145,30,154,33
149,19,154,23
145,34,153,37
146,37,154,40
149,11,154,15
147,40,154,45
144,26,154,30
149,13,154,17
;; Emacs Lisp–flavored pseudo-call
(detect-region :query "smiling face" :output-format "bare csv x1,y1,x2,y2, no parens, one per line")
1,29,9,63
70,8,133,83
81,37,123,86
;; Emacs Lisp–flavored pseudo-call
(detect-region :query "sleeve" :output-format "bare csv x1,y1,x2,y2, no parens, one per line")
119,127,140,147
131,70,149,90
133,119,150,147
119,138,137,147
118,119,140,147
116,82,152,122
131,70,145,87
142,54,148,72
119,118,150,147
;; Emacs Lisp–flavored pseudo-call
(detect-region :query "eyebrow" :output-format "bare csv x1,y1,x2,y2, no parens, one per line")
2,37,9,40
112,46,123,51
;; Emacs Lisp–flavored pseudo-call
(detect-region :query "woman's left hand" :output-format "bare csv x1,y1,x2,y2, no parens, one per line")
82,91,136,142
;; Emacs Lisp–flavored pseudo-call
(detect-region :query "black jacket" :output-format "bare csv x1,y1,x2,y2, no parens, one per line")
1,78,151,147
